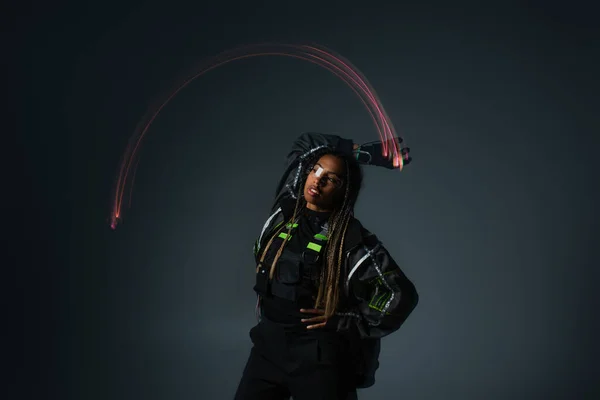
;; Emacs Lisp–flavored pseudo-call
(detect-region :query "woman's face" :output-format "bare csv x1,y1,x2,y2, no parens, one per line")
304,154,345,212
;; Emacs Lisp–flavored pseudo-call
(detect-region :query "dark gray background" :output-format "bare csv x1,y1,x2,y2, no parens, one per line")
16,1,599,399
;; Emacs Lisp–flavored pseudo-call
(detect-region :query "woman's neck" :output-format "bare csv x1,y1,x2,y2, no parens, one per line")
305,203,332,213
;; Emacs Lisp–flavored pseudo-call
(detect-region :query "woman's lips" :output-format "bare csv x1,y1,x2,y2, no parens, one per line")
308,186,320,196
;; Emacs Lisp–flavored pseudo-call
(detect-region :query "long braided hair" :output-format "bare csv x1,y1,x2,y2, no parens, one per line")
258,149,364,318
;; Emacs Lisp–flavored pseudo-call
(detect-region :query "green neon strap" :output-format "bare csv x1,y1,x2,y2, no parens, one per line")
278,232,292,240
314,233,328,241
307,242,322,252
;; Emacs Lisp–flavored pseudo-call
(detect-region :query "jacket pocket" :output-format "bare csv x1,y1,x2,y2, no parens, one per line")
276,251,302,284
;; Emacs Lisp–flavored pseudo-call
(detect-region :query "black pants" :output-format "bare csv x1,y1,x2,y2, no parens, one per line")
234,320,358,400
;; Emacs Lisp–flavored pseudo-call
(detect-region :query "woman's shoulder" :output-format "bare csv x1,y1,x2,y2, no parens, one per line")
344,216,379,251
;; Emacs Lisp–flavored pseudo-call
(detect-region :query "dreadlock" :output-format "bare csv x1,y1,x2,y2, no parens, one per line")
258,149,363,319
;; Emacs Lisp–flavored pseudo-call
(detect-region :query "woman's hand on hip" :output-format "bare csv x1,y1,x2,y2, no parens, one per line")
300,308,328,330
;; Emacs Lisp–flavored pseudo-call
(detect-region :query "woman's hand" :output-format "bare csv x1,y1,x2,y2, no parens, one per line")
354,138,411,169
300,308,328,330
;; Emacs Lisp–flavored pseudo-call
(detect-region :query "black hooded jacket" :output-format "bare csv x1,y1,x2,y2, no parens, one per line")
252,132,419,387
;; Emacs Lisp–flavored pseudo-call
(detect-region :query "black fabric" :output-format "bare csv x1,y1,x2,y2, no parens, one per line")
249,132,419,393
259,207,331,325
234,347,290,400
241,207,360,399
234,319,358,400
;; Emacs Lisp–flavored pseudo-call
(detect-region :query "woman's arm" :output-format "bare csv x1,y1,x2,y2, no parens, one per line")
253,132,355,259
337,238,419,339
270,132,407,208
272,132,355,207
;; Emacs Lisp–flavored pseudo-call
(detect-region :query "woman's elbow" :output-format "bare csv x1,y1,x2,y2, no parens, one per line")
402,282,419,313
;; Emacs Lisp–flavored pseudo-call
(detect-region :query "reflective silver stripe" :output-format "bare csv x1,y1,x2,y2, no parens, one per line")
257,207,282,252
286,184,297,199
336,311,361,318
346,252,370,285
345,243,380,294
299,145,328,161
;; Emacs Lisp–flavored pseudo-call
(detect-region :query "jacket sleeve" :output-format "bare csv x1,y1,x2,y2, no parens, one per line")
336,238,419,339
273,132,355,207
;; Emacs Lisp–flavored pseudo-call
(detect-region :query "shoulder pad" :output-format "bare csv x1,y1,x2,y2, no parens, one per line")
360,225,379,247
344,217,379,251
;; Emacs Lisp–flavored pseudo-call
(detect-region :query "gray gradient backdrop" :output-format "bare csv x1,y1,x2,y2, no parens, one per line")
18,1,599,400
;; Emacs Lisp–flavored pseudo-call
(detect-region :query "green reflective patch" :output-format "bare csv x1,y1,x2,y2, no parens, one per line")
307,242,322,252
278,232,292,241
314,233,328,241
368,288,392,312
286,223,299,229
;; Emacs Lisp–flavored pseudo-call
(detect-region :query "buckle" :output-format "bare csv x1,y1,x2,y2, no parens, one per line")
302,250,320,264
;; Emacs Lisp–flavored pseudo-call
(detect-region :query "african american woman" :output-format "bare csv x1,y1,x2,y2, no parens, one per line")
234,132,419,400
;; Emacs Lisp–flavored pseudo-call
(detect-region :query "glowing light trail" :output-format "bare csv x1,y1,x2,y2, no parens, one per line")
110,43,409,230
